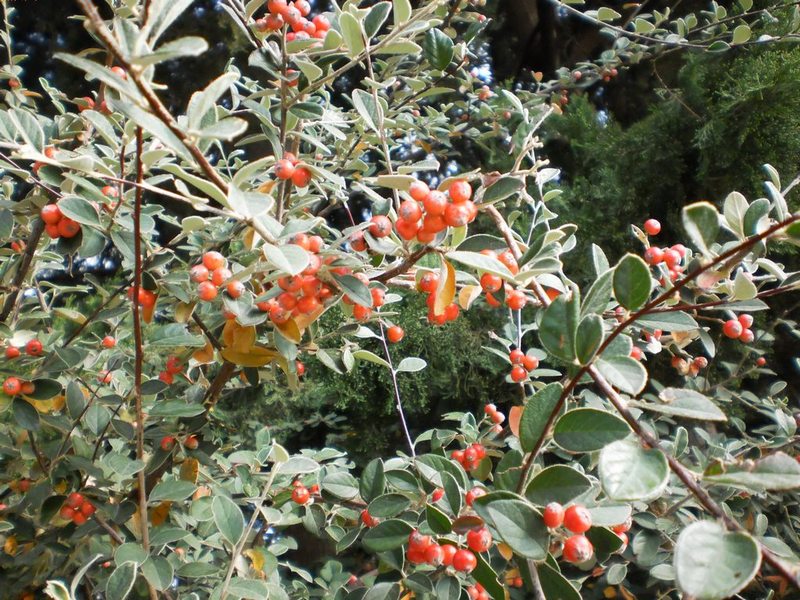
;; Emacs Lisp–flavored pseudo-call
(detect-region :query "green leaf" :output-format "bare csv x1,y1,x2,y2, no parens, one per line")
186,71,239,130
526,465,592,505
43,581,71,600
13,398,39,430
536,562,581,600
149,480,196,502
352,89,381,133
733,270,757,300
629,388,726,421
332,273,372,307
599,439,668,501
635,311,698,332
396,357,426,373
340,12,366,57
212,495,244,547
704,452,800,491
141,557,174,591
198,118,247,141
224,578,271,600
364,583,400,600
576,314,603,365
115,543,148,566
392,0,412,24
147,323,205,348
553,408,630,453
472,494,549,559
263,243,310,276
113,99,191,160
596,356,648,395
743,198,770,236
674,521,761,600
148,401,205,418
353,349,391,369
57,196,100,227
613,254,651,311
106,563,137,600
441,471,462,516
446,250,514,279
289,102,324,120
423,29,454,70
581,270,613,317
360,458,385,503
472,552,505,600
597,6,622,20
25,379,62,400
364,1,392,37
482,176,524,203
425,502,452,534
369,494,411,518
731,24,751,44
519,383,563,453
322,472,359,499
362,519,413,552
538,294,579,363
682,202,720,254
133,36,208,66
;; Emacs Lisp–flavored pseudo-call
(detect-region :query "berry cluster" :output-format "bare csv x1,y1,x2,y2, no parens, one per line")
542,503,595,564
671,354,708,377
483,403,505,433
158,355,184,385
59,492,95,526
159,434,198,451
290,480,319,505
477,249,528,310
4,338,43,359
450,442,487,471
508,348,539,383
273,153,313,188
723,314,755,343
41,202,81,240
2,377,34,397
256,0,331,42
405,530,478,573
416,271,461,325
392,178,478,243
192,251,244,303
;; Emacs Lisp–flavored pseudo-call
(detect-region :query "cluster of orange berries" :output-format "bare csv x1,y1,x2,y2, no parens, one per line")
671,354,708,377
641,219,690,283
256,0,331,42
59,492,95,526
2,376,35,397
483,403,506,431
290,480,319,505
450,442,487,471
40,203,80,240
4,338,43,360
391,178,478,244
273,152,313,187
158,355,184,385
477,250,528,310
723,314,755,343
405,530,481,573
416,271,461,326
542,503,595,564
192,251,244,303
160,434,197,451
508,348,539,383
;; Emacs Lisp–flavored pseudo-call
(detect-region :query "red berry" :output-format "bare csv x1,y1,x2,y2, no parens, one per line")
160,436,176,451
408,530,433,550
418,272,439,294
386,326,404,343
211,267,232,286
466,527,492,553
611,517,632,533
291,166,312,187
441,543,456,566
663,249,681,269
202,251,226,271
360,509,379,528
399,200,422,222
563,504,592,534
369,215,392,238
184,435,199,450
452,549,477,573
396,217,420,240
158,371,174,385
25,339,43,356
644,247,663,265
562,534,594,563
72,512,87,526
630,346,644,360
756,357,766,367
40,204,62,225
227,280,245,299
423,191,448,216
424,544,445,565
448,179,472,203
509,349,524,364
506,290,527,310
275,159,295,180
5,347,20,359
66,492,84,509
431,488,444,502
739,328,754,343
491,411,505,425
312,14,330,30
165,356,183,374
643,219,661,236
101,336,116,349
543,502,565,528
738,314,754,328
409,180,430,202
198,281,218,302
522,355,539,371
292,485,310,505
444,202,472,228
722,319,743,339
480,273,502,293
3,377,22,396
60,506,75,520
510,365,527,383
465,487,486,507
80,501,96,517
267,0,288,15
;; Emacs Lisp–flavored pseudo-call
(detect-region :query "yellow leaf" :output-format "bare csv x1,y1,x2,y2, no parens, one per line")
244,548,268,577
275,318,302,343
497,542,514,561
53,480,68,495
458,285,482,310
244,227,257,250
434,259,455,316
222,321,257,351
180,458,199,483
4,536,17,556
221,346,278,367
292,304,324,332
174,302,195,324
149,501,172,527
53,307,87,324
28,394,66,414
258,180,277,194
193,341,215,364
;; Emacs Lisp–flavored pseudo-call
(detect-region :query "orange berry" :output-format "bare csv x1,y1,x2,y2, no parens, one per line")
399,200,422,222
101,336,116,349
57,218,81,238
3,377,22,396
226,280,245,298
386,325,404,343
198,281,218,302
190,265,210,283
448,179,472,203
409,180,430,202
423,191,447,217
25,339,43,356
291,166,312,187
40,204,62,225
369,215,392,238
202,251,226,271
211,267,232,286
275,158,295,180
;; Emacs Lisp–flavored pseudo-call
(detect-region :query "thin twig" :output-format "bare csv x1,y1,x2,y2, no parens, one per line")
378,321,416,458
0,218,44,323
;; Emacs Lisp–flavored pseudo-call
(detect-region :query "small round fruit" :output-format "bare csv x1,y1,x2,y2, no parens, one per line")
3,377,22,396
292,486,310,504
60,505,75,520
369,215,392,238
160,436,176,451
644,247,663,265
198,281,218,302
722,319,743,339
409,180,430,202
431,488,444,502
756,356,767,367
226,280,245,299
563,504,592,534
5,346,20,359
360,509,378,528
202,251,226,271
562,534,594,564
80,502,96,517
465,486,486,507
441,543,457,566
20,381,34,395
543,502,565,528
386,326,404,343
101,336,116,349
190,264,210,283
211,267,232,286
72,512,87,526
506,290,527,310
291,166,312,187
480,273,502,293
510,365,527,383
66,492,84,509
158,371,174,385
643,219,661,236
165,355,183,374
466,527,492,553
25,339,43,356
57,218,81,238
449,179,472,203
522,355,539,371
452,549,477,573
184,435,199,450
408,530,433,550
275,158,296,180
40,204,62,225
423,191,448,216
739,328,754,343
509,349,524,364
424,544,445,566
738,314,754,328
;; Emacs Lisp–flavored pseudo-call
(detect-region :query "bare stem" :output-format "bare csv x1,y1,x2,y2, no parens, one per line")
378,321,416,458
